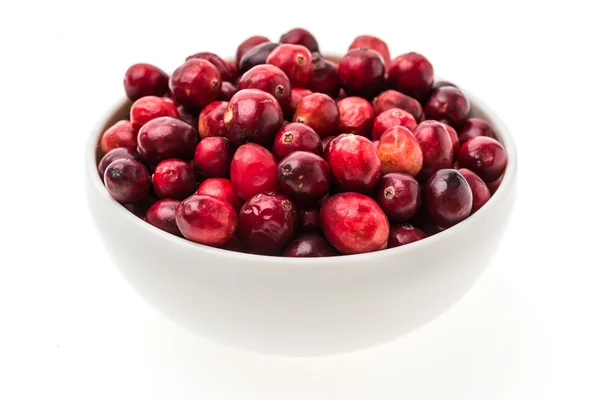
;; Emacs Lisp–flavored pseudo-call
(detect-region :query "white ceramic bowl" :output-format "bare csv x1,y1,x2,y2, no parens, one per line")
86,82,517,357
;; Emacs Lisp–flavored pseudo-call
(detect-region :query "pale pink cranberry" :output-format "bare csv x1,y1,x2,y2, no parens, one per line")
294,93,339,137
424,86,470,127
104,159,151,203
267,44,313,87
124,63,169,101
388,224,427,248
279,28,319,52
100,120,137,153
277,151,331,204
236,35,270,65
387,52,434,102
458,168,491,213
424,169,473,228
145,199,182,236
372,90,424,121
272,122,321,160
371,108,418,140
137,117,199,165
130,96,179,130
283,234,337,257
152,159,197,200
237,64,292,109
175,194,237,246
224,89,283,145
413,120,454,178
348,35,391,66
458,137,508,182
338,49,385,99
169,59,222,110
458,118,497,144
337,97,375,137
376,126,423,176
374,173,421,222
194,137,232,178
196,178,243,211
328,134,381,193
198,101,228,139
230,143,278,200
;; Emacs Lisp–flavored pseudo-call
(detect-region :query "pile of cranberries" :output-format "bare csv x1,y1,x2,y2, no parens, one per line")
98,28,508,257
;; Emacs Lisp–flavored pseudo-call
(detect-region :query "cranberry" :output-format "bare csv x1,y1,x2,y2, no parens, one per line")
124,195,157,219
145,199,181,236
230,143,278,200
272,122,321,160
388,224,427,248
372,90,424,121
371,108,418,140
222,235,245,252
458,168,491,213
104,159,151,203
224,89,283,145
337,97,375,137
388,52,434,102
130,96,179,130
267,44,313,87
458,118,497,144
288,87,312,118
237,192,296,254
298,206,320,231
236,35,270,65
100,120,137,153
238,64,292,109
177,105,198,127
169,59,222,110
424,86,470,127
196,178,243,211
320,136,335,153
194,136,232,178
424,169,473,228
294,93,339,137
338,49,385,99
458,137,508,182
432,81,457,91
328,134,381,193
307,55,339,97
197,101,227,139
377,126,423,176
487,175,503,195
98,147,142,179
124,63,169,101
152,159,197,200
277,151,331,204
374,173,421,222
372,140,379,148
348,35,391,66
185,52,237,82
320,193,389,254
137,117,199,165
413,120,454,178
219,81,237,101
175,194,237,246
283,233,337,257
279,28,319,53
239,42,279,74
441,122,460,159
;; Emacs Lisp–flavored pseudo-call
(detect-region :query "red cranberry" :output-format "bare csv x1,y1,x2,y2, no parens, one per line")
219,81,237,101
377,126,423,176
198,101,227,139
320,135,335,153
98,147,142,179
185,52,237,82
230,143,278,200
124,195,158,219
176,105,198,127
374,173,421,222
338,49,385,99
283,233,337,257
236,35,270,65
348,35,391,66
413,120,454,178
152,159,197,200
224,89,283,145
424,169,473,228
145,199,181,236
100,120,137,153
196,178,243,211
424,86,470,127
298,206,320,231
239,42,279,74
194,136,232,178
388,224,427,248
371,108,418,140
104,159,151,203
288,87,312,118
458,168,491,213
267,44,313,87
272,122,321,160
388,52,434,102
238,65,292,109
337,97,375,137
458,118,497,144
294,93,339,137
237,192,296,254
175,194,237,246
130,96,179,130
458,137,508,182
124,63,169,101
277,151,331,204
320,193,389,254
441,122,460,159
169,59,222,110
487,175,503,195
307,56,339,97
279,28,319,53
372,90,424,121
137,117,199,165
328,134,381,193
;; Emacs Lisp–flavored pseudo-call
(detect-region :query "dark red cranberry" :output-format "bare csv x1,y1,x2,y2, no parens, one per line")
176,105,198,127
458,118,497,144
267,44,313,87
424,169,473,228
487,175,503,195
104,159,151,203
283,233,337,257
123,195,158,219
441,122,460,159
198,101,228,139
130,96,179,130
98,147,142,179
272,122,321,160
320,136,335,153
169,59,222,110
277,151,331,203
237,192,296,254
348,35,391,66
239,42,279,73
457,168,491,213
298,206,320,231
413,120,454,178
175,194,237,246
124,63,169,101
137,117,199,165
372,90,424,121
338,49,385,99
145,199,181,236
432,81,457,91
388,224,427,248
224,89,283,145
185,52,237,82
424,86,470,127
374,173,421,222
458,137,508,182
218,81,237,101
152,159,197,200
238,64,292,109
230,143,278,200
307,56,339,97
337,97,375,137
328,134,381,193
100,120,137,153
294,93,339,137
371,108,418,140
279,28,319,53
377,126,423,176
221,235,245,252
388,52,434,102
196,178,243,211
236,35,270,65
194,136,232,178
320,193,389,254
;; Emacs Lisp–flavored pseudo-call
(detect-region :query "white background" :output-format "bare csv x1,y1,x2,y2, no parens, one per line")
1,0,599,398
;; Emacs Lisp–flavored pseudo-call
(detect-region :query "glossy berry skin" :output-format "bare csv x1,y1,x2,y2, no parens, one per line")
194,137,232,178
338,49,385,99
224,89,283,145
124,63,169,101
337,97,375,137
145,199,181,236
320,193,390,254
104,159,151,203
388,224,427,248
297,207,320,232
272,122,321,160
236,35,270,65
413,120,454,178
377,126,423,176
441,122,460,159
458,118,497,144
198,101,228,139
130,96,179,130
307,55,339,97
237,192,296,254
238,65,292,109
196,178,243,211
279,28,319,52
288,88,312,117
152,159,197,200
137,117,200,166
458,137,508,182
230,143,278,200
169,59,222,110
294,93,339,137
267,44,313,87
424,86,470,127
372,90,424,121
458,168,491,213
238,42,279,74
328,134,381,193
175,194,237,246
424,169,473,228
283,234,337,257
100,120,137,153
371,108,418,140
219,81,237,101
277,151,331,204
374,173,421,222
348,35,391,66
98,147,142,179
387,52,434,102
185,52,237,82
